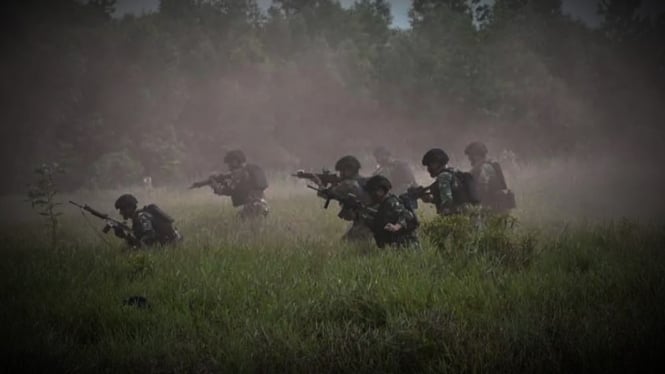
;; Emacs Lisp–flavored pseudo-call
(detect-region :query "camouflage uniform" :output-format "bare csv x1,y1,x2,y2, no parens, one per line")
470,160,513,214
464,142,515,216
213,164,269,220
470,161,498,204
114,194,182,248
325,175,374,242
430,168,461,216
124,209,181,247
368,194,419,249
373,160,417,195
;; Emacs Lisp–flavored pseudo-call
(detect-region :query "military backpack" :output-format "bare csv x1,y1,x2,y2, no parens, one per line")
142,204,178,241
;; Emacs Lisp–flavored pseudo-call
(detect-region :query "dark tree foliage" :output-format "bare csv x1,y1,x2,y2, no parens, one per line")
1,0,663,191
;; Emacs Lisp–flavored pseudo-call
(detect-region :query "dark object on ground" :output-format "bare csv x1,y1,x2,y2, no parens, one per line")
123,296,150,309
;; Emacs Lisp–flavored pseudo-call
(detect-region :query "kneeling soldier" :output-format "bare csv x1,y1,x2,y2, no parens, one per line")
114,194,183,247
363,175,419,249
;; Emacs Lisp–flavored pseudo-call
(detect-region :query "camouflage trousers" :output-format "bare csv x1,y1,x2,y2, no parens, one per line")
239,199,270,220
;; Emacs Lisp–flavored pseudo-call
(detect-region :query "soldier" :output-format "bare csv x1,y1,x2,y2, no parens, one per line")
372,146,417,195
113,194,182,247
418,148,464,216
363,175,419,249
214,150,270,220
464,142,515,214
313,155,373,242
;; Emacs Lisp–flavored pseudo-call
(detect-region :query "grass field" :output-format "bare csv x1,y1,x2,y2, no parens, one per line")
2,161,665,373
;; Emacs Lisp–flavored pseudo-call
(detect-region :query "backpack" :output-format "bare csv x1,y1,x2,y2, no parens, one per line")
449,169,480,205
142,204,177,239
486,161,516,210
487,161,508,191
246,164,268,191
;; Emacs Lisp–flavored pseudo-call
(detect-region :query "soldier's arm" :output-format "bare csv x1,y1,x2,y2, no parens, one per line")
476,163,495,196
436,172,455,214
211,175,233,196
330,181,361,220
384,198,409,232
212,183,229,196
135,213,158,246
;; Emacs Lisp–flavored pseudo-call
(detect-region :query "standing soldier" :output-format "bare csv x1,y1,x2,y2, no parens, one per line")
113,194,183,247
219,150,269,219
190,149,269,219
363,175,419,249
464,142,515,214
312,155,373,242
372,146,417,195
415,148,470,216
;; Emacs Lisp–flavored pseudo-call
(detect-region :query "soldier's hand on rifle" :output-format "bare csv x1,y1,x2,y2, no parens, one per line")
421,194,434,203
212,183,225,195
384,223,402,232
316,187,332,200
311,174,323,186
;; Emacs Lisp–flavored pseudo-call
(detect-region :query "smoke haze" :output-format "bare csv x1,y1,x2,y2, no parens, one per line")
2,0,664,221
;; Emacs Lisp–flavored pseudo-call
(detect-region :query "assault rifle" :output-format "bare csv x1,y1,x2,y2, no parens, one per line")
69,201,133,237
406,181,436,199
189,173,234,190
404,181,438,210
307,185,377,220
292,169,340,186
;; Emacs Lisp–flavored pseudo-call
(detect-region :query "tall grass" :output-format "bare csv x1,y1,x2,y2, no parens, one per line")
1,185,664,373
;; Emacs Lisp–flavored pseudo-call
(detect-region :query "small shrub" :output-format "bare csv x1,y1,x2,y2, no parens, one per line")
423,212,538,268
26,162,64,249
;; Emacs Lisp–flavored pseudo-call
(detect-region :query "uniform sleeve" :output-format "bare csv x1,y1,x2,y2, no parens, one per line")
474,163,498,201
330,180,358,197
436,172,454,211
135,212,158,246
329,180,365,221
388,198,409,229
212,182,231,196
211,173,232,196
479,163,496,191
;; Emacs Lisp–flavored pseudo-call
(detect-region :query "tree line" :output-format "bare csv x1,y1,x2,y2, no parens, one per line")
2,0,663,191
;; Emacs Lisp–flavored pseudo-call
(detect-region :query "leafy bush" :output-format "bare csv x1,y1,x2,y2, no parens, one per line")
422,212,538,268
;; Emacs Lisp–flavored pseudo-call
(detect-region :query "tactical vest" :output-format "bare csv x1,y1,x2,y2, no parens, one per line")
141,204,180,244
230,164,268,207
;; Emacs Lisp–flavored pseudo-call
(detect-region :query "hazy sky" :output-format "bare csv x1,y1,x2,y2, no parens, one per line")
114,0,665,29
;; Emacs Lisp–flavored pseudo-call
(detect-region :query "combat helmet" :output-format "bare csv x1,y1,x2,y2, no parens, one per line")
421,148,449,166
335,155,361,173
115,194,138,210
224,149,246,164
364,175,392,193
464,142,488,157
373,146,391,159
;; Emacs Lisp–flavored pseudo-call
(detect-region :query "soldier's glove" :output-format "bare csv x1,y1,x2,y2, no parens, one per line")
384,223,402,232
